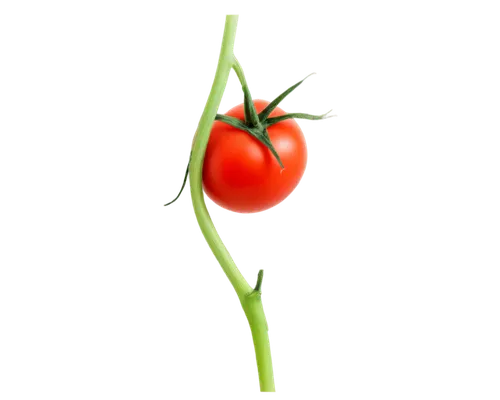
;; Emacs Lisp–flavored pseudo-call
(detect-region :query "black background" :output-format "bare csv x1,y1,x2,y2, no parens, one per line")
157,6,360,399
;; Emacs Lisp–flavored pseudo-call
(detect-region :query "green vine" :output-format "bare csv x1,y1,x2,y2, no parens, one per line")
166,14,331,392
186,15,274,392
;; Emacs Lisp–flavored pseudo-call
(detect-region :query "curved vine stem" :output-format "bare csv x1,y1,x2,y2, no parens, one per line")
188,15,275,392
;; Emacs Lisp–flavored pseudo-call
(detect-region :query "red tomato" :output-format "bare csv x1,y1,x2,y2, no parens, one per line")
203,99,307,213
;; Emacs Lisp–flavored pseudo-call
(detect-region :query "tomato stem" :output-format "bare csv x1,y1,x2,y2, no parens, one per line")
188,15,275,392
189,14,251,300
232,58,262,129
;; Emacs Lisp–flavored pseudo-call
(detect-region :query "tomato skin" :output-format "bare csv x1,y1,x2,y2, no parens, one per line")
203,99,307,213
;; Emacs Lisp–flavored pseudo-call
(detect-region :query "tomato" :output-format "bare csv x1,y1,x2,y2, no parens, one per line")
203,99,307,213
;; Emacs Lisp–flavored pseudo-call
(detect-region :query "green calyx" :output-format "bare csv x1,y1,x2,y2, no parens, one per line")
215,72,333,169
